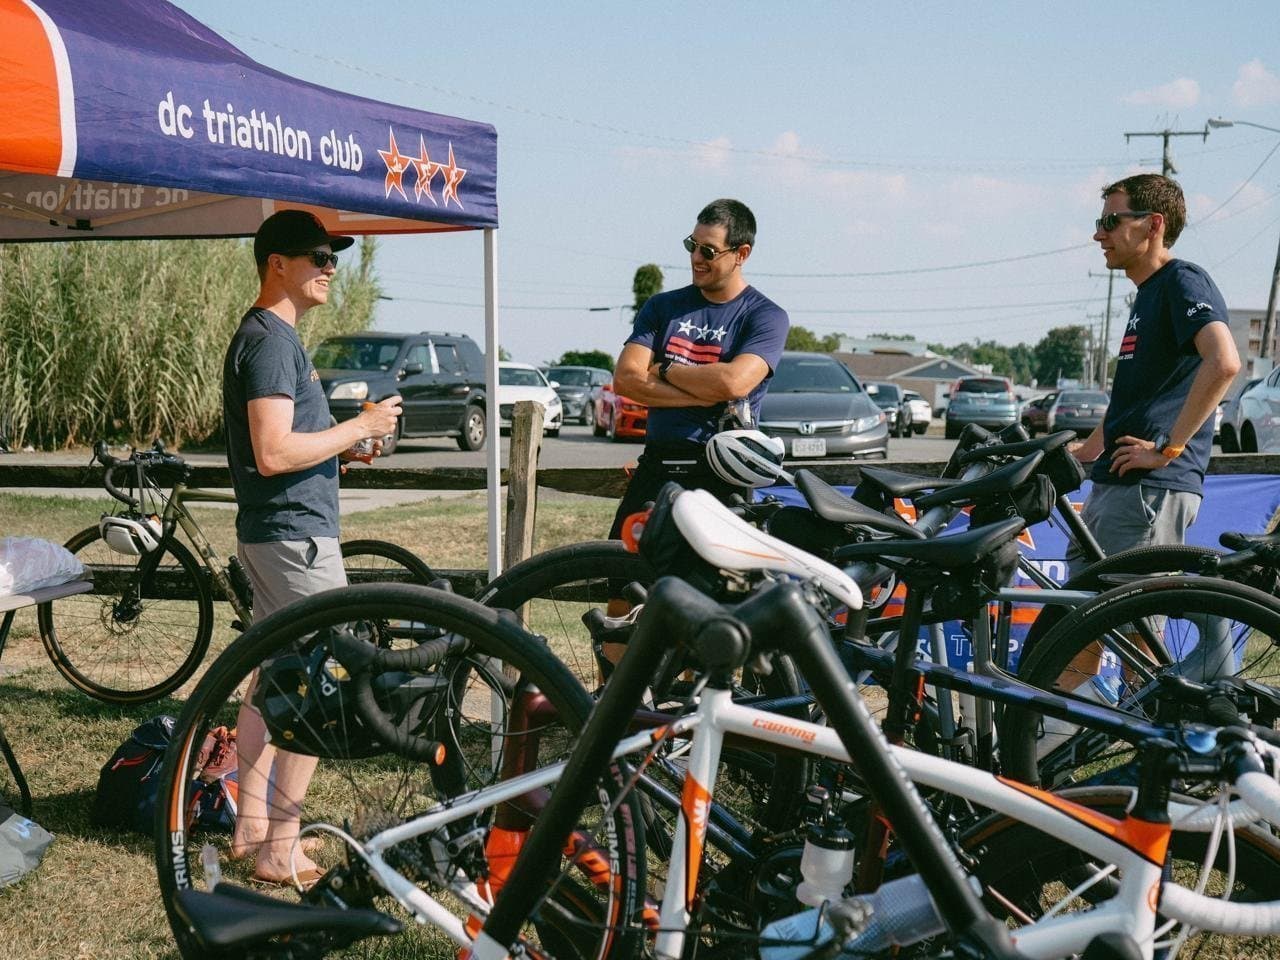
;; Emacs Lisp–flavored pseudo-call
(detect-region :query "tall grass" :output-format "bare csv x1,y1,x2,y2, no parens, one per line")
0,236,380,449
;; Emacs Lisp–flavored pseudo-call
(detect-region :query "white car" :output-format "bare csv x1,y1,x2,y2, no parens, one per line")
901,388,932,435
1235,365,1280,453
497,362,563,436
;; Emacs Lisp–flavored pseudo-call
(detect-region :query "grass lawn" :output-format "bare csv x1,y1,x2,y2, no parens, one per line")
0,490,614,959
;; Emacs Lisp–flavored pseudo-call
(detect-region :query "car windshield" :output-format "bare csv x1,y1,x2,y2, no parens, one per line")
868,384,901,405
548,368,593,386
956,378,1010,394
769,358,861,393
312,338,401,372
1059,391,1108,405
500,367,547,387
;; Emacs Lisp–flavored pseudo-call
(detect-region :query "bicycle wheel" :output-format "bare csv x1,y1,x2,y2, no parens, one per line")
962,786,1280,957
1018,544,1224,668
154,583,646,960
37,524,213,703
340,538,436,586
1002,576,1280,786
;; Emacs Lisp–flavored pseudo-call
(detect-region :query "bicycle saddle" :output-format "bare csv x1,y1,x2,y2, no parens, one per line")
793,470,924,539
855,465,959,500
671,488,863,610
833,515,1026,570
911,450,1043,512
173,883,401,951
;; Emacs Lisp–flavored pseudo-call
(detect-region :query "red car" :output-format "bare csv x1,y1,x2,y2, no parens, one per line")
592,382,647,441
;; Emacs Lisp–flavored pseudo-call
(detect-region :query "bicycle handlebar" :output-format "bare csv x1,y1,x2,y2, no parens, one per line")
92,439,190,507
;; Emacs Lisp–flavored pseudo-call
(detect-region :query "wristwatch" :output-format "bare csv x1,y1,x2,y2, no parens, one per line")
658,357,674,383
1152,432,1185,460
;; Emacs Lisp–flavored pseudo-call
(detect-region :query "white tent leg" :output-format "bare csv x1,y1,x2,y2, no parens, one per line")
484,227,502,581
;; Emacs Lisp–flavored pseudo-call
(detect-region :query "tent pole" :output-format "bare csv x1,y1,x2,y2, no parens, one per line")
484,227,502,580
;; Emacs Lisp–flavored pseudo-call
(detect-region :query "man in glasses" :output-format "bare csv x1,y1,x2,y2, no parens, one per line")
605,199,788,596
221,209,402,886
1067,174,1240,577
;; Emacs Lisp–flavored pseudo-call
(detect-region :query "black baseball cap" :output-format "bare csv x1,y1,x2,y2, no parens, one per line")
254,210,355,265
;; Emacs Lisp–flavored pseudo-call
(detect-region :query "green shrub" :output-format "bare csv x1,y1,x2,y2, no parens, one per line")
0,236,380,448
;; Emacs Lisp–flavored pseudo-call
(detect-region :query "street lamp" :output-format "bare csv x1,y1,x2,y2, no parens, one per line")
1207,117,1280,373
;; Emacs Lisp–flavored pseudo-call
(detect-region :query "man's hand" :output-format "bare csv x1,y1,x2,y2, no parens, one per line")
1109,435,1169,477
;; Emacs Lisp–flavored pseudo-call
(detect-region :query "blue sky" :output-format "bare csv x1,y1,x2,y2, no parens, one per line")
177,1,1280,368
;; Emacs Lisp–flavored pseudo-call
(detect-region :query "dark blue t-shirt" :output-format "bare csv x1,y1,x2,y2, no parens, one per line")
1092,259,1229,494
626,285,789,444
222,308,340,542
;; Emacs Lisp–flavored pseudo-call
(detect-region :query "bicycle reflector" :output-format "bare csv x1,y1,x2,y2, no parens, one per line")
620,509,650,553
99,514,162,556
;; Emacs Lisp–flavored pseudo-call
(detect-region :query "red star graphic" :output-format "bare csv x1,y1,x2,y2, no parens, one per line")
377,128,410,201
892,497,919,525
439,142,467,209
412,135,441,204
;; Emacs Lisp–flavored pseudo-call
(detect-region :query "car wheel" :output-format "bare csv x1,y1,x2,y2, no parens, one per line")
580,410,592,426
1241,423,1258,453
546,425,561,438
913,423,927,436
457,405,486,451
380,420,401,457
1220,425,1239,453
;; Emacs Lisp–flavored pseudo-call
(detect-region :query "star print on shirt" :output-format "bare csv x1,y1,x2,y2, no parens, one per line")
677,319,696,335
709,326,728,342
1126,315,1139,332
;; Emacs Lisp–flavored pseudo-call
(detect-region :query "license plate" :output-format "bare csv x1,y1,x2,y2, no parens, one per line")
974,397,990,406
791,438,826,457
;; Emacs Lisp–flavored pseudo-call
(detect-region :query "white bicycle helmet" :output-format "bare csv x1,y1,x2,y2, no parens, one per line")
705,430,790,488
99,514,162,556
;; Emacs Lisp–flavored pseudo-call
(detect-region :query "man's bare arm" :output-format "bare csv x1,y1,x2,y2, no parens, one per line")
612,343,710,407
662,353,770,403
249,395,402,476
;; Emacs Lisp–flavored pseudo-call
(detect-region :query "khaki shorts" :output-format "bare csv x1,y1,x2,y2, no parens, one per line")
237,536,347,620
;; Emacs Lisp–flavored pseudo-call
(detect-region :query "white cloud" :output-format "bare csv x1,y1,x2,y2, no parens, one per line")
1122,77,1200,108
691,136,733,170
1232,59,1280,107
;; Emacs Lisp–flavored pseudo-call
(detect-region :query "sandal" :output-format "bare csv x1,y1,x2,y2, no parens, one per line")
229,836,323,862
251,866,325,892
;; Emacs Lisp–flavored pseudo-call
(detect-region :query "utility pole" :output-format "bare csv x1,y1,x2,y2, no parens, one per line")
1088,269,1117,390
1123,125,1208,176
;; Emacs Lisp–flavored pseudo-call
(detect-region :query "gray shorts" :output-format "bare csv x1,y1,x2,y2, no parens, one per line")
1067,482,1201,578
237,536,347,620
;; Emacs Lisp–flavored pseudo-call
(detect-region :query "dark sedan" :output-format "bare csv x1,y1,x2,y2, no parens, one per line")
758,352,888,459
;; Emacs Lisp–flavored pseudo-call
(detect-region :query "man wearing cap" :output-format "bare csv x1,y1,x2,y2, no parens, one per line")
223,209,401,886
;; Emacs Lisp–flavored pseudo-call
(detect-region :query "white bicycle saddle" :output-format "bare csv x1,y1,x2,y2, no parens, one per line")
671,489,863,610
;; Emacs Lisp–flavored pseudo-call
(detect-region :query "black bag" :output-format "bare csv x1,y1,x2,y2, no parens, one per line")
92,716,238,834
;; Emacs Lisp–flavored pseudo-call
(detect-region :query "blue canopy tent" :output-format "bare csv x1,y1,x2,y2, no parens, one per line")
0,0,509,574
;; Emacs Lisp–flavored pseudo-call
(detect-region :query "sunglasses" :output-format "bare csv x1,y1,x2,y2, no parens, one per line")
1095,211,1153,233
287,250,340,269
683,235,738,261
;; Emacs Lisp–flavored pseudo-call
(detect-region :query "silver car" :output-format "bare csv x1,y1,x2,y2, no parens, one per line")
944,376,1019,439
546,365,611,425
1235,366,1280,453
1218,376,1263,452
759,352,888,459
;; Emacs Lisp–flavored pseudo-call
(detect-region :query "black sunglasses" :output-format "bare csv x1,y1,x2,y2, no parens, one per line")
286,250,340,269
1095,211,1153,232
683,235,737,261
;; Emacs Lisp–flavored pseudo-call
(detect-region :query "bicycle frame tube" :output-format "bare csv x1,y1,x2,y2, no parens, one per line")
164,483,252,624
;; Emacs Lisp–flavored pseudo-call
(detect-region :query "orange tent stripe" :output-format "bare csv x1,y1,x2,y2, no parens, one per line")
0,0,65,175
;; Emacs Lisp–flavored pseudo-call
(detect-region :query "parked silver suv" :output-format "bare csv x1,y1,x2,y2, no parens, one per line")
943,375,1018,439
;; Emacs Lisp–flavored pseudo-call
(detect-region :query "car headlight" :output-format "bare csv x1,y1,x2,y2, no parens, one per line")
854,413,884,432
330,381,369,401
548,395,562,407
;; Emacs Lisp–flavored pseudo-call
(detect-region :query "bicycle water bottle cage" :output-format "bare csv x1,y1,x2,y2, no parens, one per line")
99,514,162,556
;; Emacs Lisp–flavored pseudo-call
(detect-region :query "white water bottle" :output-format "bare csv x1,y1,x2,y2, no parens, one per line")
794,826,856,907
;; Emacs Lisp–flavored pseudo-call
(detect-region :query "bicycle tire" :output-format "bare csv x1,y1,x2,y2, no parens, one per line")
38,524,213,704
961,786,1280,957
340,538,436,586
1018,543,1224,668
154,582,646,960
1002,576,1280,786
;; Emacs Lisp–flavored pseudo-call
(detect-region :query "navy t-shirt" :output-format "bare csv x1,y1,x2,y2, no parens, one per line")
626,285,789,444
1092,259,1229,494
222,308,340,542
